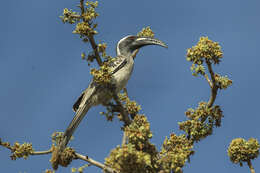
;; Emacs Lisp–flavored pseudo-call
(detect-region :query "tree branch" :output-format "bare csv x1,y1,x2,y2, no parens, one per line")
247,160,255,173
70,14,81,19
30,149,52,155
1,138,118,172
123,87,129,97
75,153,118,173
203,73,213,88
121,131,127,146
79,0,85,14
0,139,52,156
206,60,218,108
88,35,103,66
78,0,103,66
112,93,131,126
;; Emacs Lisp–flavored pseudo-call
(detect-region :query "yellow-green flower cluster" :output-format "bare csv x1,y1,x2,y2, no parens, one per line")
179,102,223,142
105,144,154,173
100,105,115,122
126,99,142,115
73,1,99,38
106,115,159,172
186,37,223,64
118,92,141,116
190,63,205,76
137,26,155,38
186,37,223,76
215,73,232,89
71,164,90,173
126,115,158,168
10,142,34,160
85,1,98,8
125,115,153,149
81,51,98,66
90,61,113,85
81,52,86,60
100,92,142,122
59,147,76,167
227,138,260,166
97,43,108,58
83,1,99,20
60,8,79,24
61,1,99,41
158,134,194,173
73,22,98,37
45,169,54,173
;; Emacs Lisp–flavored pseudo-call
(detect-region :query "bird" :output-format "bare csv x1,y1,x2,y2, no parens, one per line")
58,35,167,154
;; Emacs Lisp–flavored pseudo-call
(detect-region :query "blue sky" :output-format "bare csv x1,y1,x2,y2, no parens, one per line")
0,0,260,172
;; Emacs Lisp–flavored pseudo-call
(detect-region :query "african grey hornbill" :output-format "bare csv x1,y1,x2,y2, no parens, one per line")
58,35,167,154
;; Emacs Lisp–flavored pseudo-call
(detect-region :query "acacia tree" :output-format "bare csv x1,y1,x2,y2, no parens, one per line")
0,1,259,173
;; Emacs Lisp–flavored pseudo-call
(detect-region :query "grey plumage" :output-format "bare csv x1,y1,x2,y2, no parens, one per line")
59,35,167,151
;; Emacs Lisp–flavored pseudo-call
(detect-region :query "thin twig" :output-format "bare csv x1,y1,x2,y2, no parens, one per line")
106,97,129,145
121,131,127,146
247,160,255,173
0,139,52,155
79,0,103,66
203,74,213,88
121,88,129,145
88,35,103,66
79,0,85,14
0,139,52,156
0,140,12,150
206,60,218,108
75,153,117,173
123,88,129,97
30,149,52,155
112,93,131,126
70,14,81,18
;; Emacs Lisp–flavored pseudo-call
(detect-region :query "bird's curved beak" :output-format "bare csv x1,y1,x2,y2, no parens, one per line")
134,37,168,49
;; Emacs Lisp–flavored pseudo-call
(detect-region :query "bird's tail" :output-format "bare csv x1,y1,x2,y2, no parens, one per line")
51,85,96,169
60,102,92,151
50,103,91,170
51,97,92,170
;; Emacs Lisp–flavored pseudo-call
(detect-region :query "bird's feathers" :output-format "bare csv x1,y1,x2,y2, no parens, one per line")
73,55,128,112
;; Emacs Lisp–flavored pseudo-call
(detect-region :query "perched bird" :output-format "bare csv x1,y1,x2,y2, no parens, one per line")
59,35,167,154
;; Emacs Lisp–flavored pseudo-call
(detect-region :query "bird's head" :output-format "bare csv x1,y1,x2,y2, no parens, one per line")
116,35,167,57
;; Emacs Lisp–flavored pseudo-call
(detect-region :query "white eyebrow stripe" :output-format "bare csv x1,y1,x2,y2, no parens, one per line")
116,35,132,56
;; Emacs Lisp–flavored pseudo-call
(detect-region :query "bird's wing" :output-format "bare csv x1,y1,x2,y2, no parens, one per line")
63,82,96,147
73,92,84,112
107,55,128,74
73,55,127,112
54,82,96,165
73,82,96,112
